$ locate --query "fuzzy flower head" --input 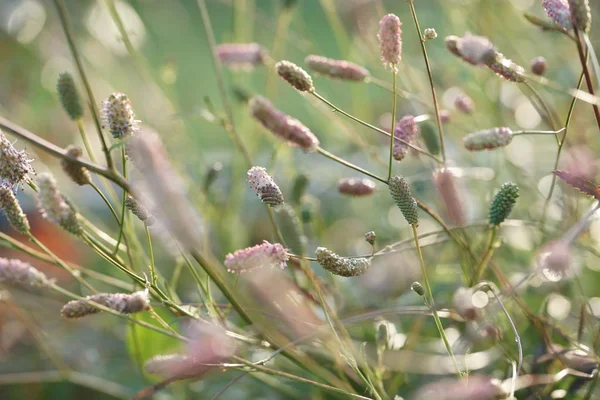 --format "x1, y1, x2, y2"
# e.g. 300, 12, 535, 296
247, 166, 284, 207
392, 115, 419, 161
338, 177, 376, 197
101, 92, 140, 139
433, 168, 466, 226
0, 186, 30, 234
378, 14, 402, 72
216, 43, 266, 70
543, 0, 573, 29
36, 172, 82, 236
463, 127, 513, 151
250, 96, 319, 152
536, 239, 573, 282
0, 258, 49, 288
61, 146, 91, 186
454, 93, 475, 114
224, 241, 288, 273
486, 51, 526, 82
389, 176, 419, 225
57, 72, 84, 120
455, 33, 495, 66
125, 195, 155, 226
61, 290, 150, 319
413, 375, 505, 400
0, 130, 34, 187
275, 61, 314, 92
304, 55, 370, 82
315, 247, 371, 277
567, 0, 591, 32
489, 182, 519, 225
